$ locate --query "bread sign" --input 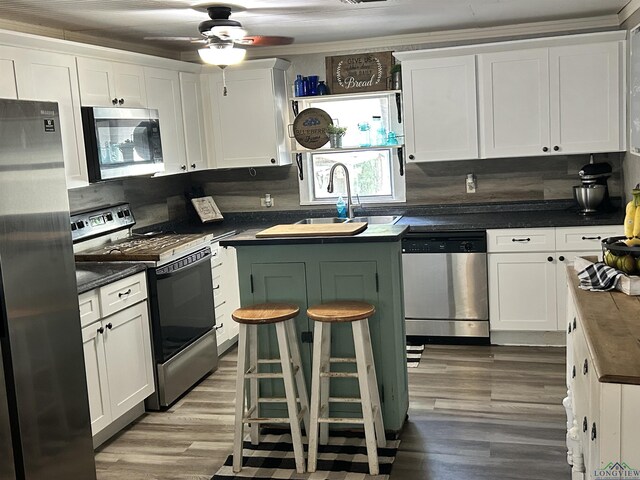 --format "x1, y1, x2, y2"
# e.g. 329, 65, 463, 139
325, 51, 393, 94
